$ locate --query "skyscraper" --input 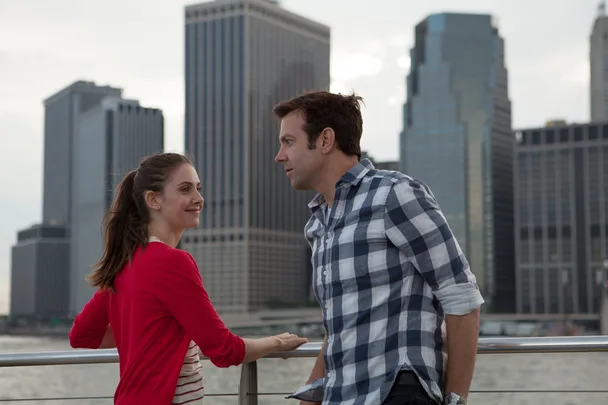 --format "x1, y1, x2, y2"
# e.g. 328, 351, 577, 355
590, 2, 608, 121
70, 97, 164, 314
10, 224, 69, 319
10, 81, 122, 321
42, 81, 122, 225
182, 0, 330, 313
400, 13, 514, 312
515, 122, 608, 314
